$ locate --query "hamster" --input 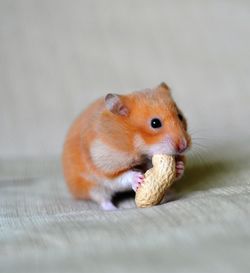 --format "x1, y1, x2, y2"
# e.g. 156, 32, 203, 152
62, 83, 191, 210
